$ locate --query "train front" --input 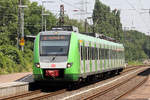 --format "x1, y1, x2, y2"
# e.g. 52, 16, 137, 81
33, 31, 72, 82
